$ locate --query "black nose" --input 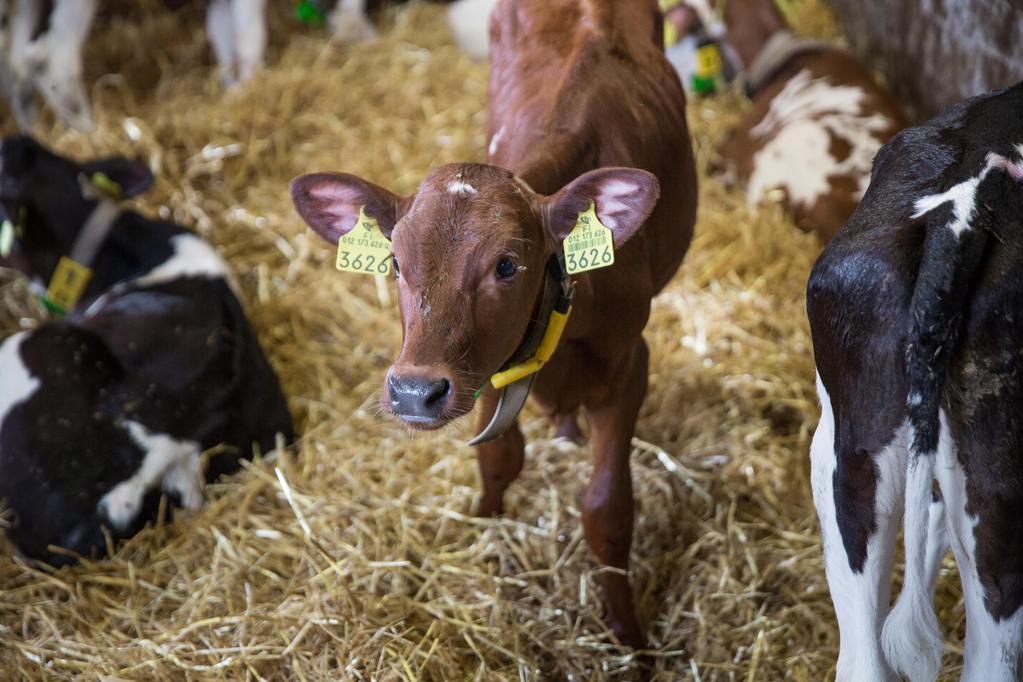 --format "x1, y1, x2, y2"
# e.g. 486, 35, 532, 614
388, 374, 452, 422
